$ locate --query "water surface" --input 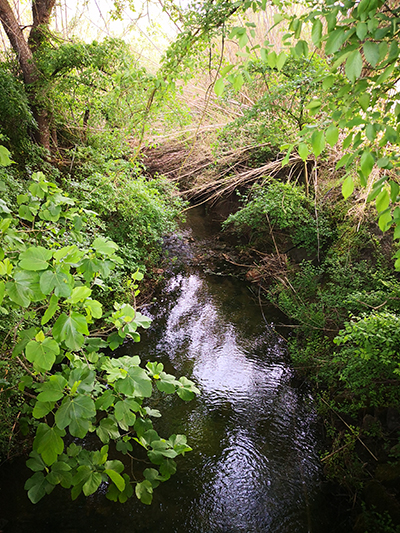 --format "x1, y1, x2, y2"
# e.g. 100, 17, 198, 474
0, 206, 348, 532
